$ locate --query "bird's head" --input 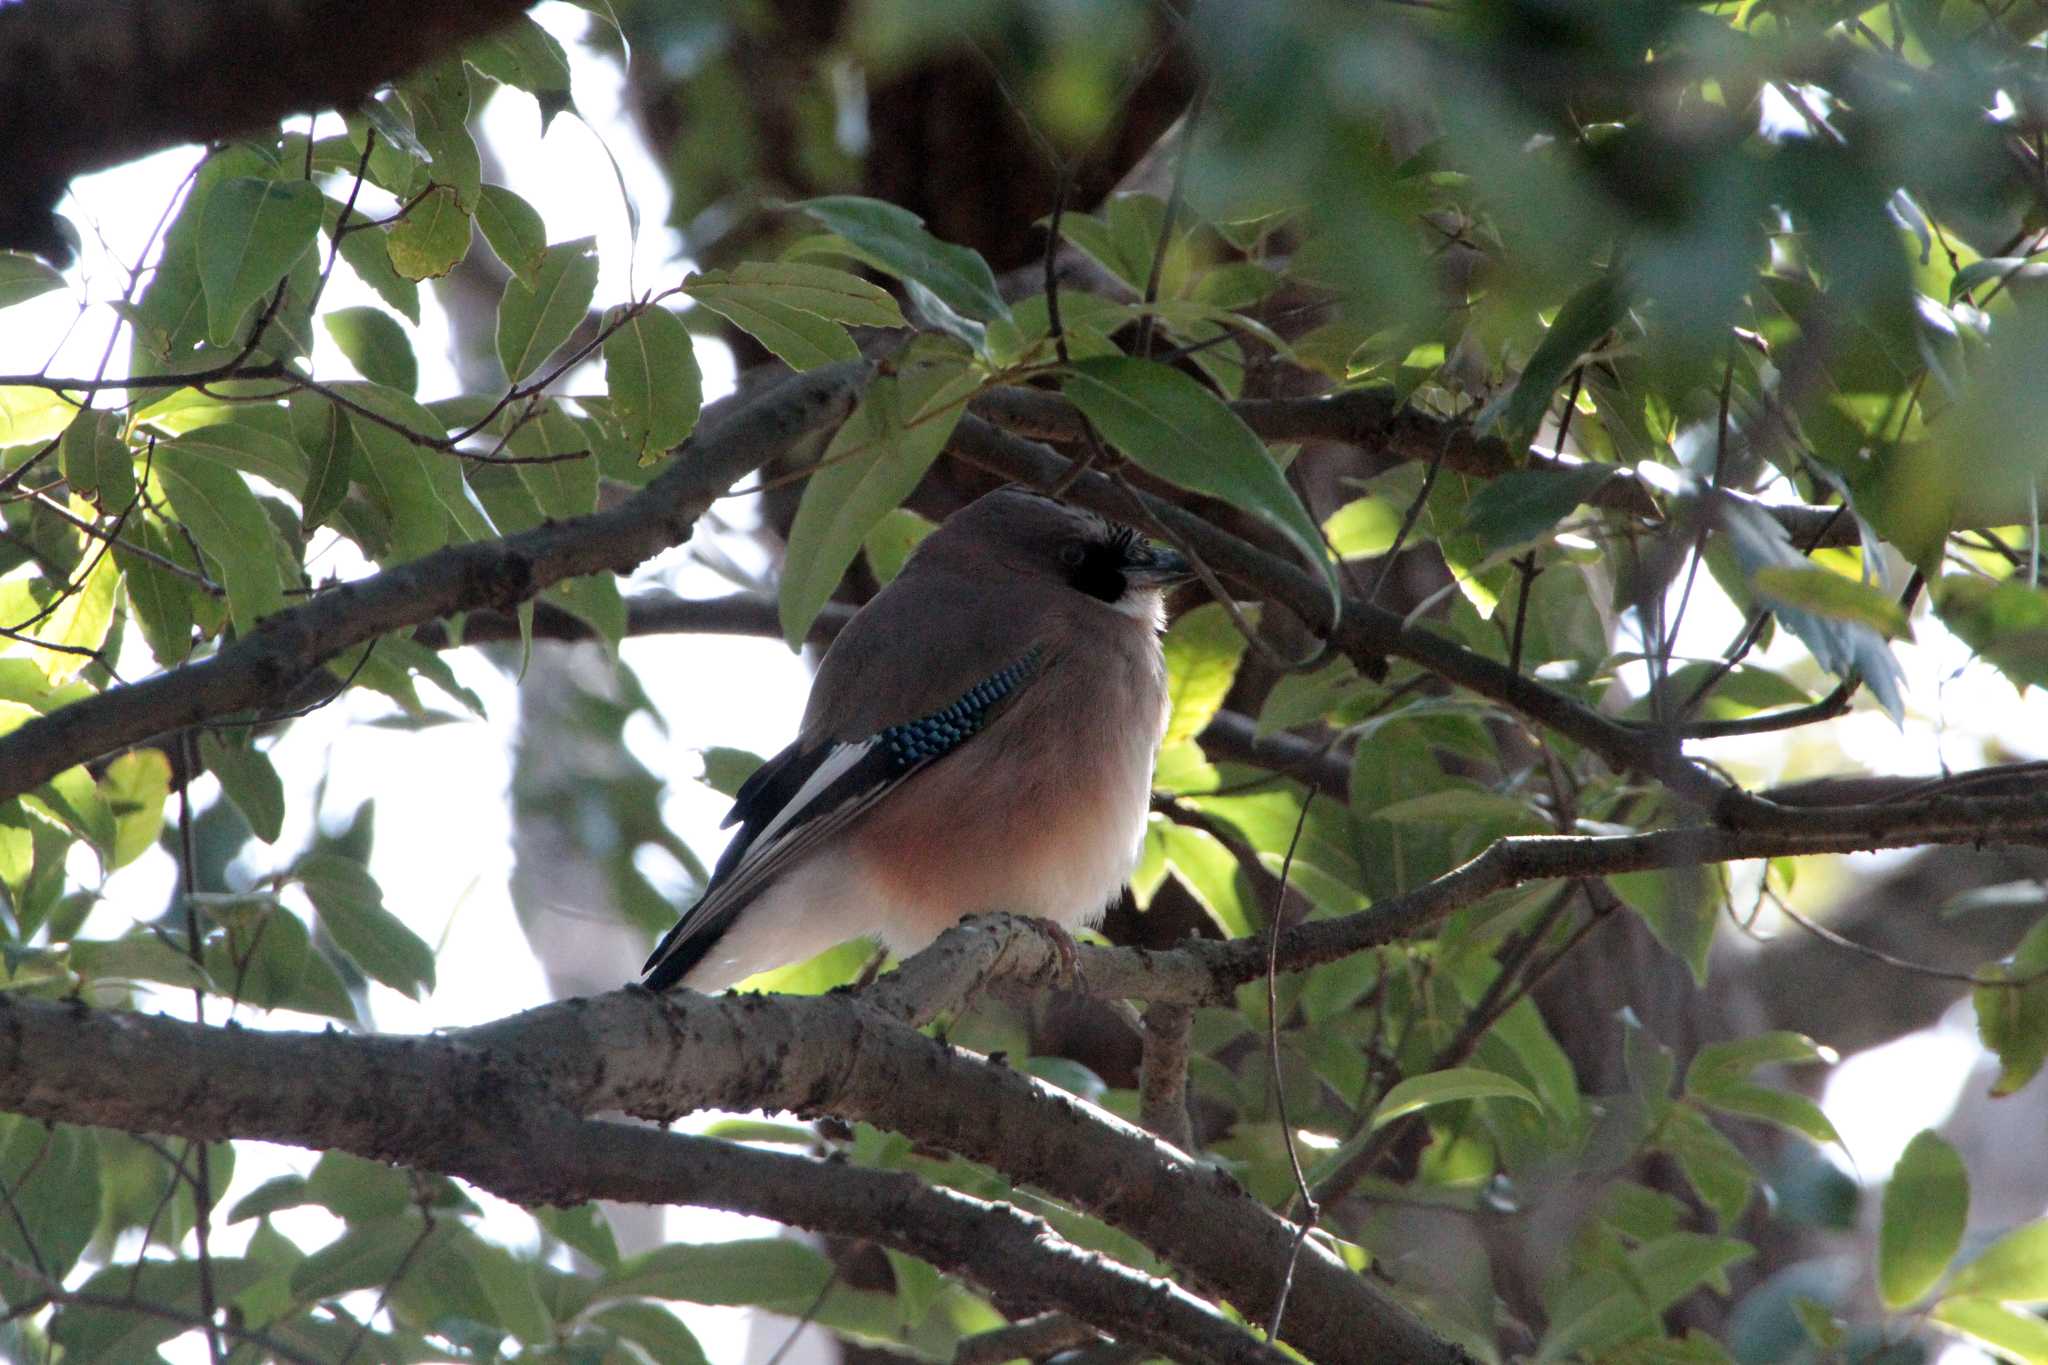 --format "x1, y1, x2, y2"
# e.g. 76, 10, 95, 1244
910, 486, 1194, 619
